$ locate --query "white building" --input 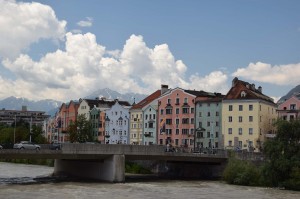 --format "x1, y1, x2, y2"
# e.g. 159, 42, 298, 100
104, 100, 131, 144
